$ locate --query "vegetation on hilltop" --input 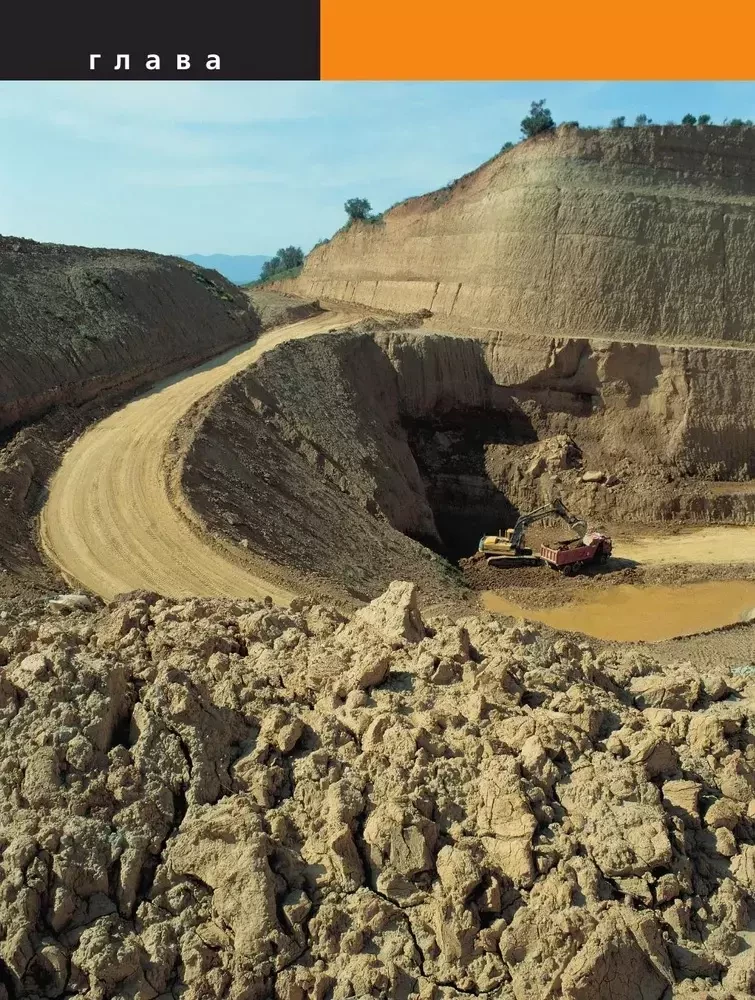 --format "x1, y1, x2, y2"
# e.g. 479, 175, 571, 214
253, 100, 755, 285
248, 246, 304, 286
